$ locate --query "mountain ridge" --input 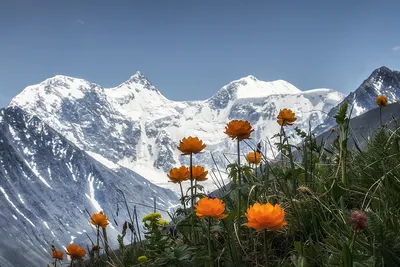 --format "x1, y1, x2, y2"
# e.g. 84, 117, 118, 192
9, 72, 345, 190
